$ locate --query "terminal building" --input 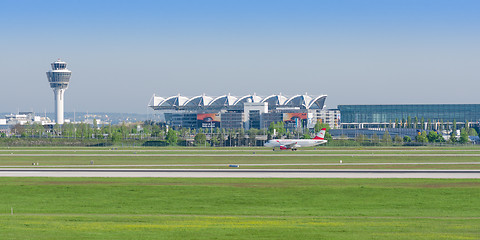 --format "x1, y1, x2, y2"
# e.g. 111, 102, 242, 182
148, 94, 339, 130
338, 104, 480, 129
